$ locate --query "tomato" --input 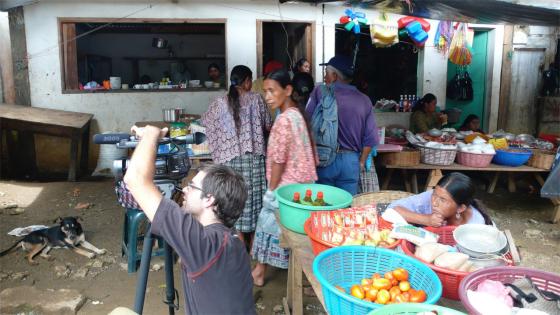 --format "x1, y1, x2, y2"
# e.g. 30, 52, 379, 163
350, 285, 365, 300
393, 268, 409, 282
410, 289, 427, 303
399, 280, 411, 292
375, 289, 391, 304
394, 293, 409, 304
389, 286, 401, 301
362, 284, 372, 292
384, 272, 398, 286
335, 285, 346, 293
372, 278, 392, 291
371, 273, 381, 279
365, 288, 378, 301
361, 278, 372, 286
